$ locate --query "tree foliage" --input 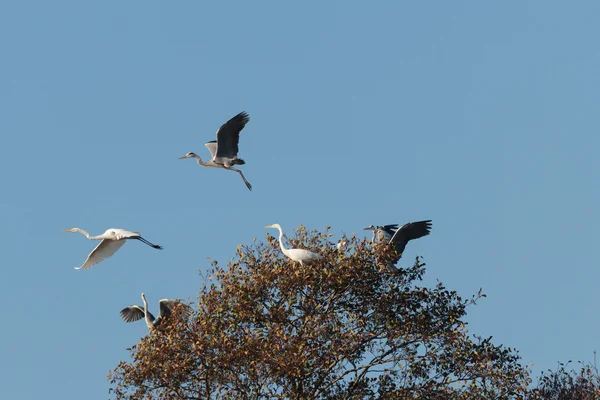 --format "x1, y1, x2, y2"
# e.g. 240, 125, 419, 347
109, 226, 532, 399
526, 359, 600, 400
